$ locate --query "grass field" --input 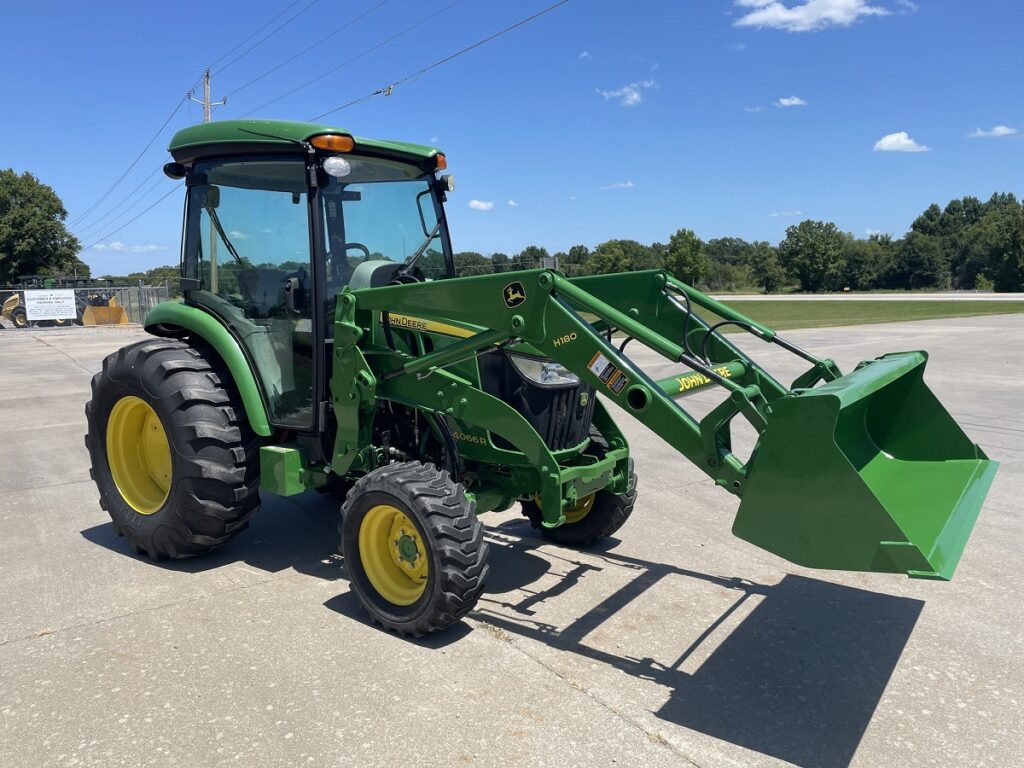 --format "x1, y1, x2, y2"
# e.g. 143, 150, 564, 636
711, 300, 1024, 332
